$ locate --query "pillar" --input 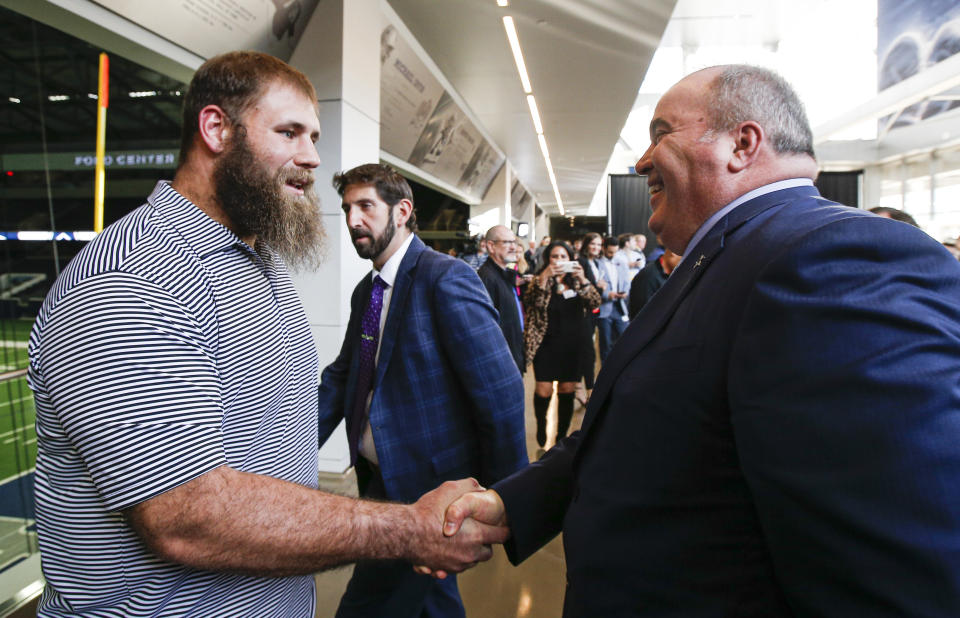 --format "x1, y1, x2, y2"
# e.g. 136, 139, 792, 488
288, 0, 381, 473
